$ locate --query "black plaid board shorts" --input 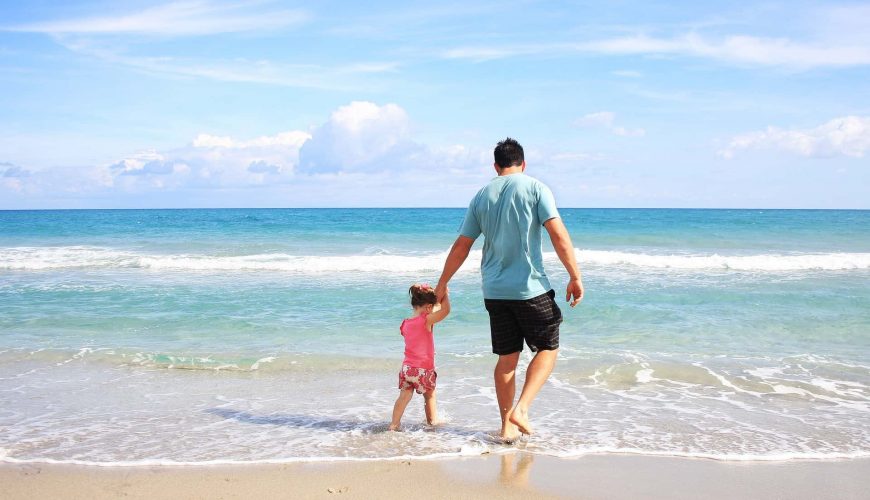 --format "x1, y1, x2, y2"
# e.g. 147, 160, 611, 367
484, 289, 563, 355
